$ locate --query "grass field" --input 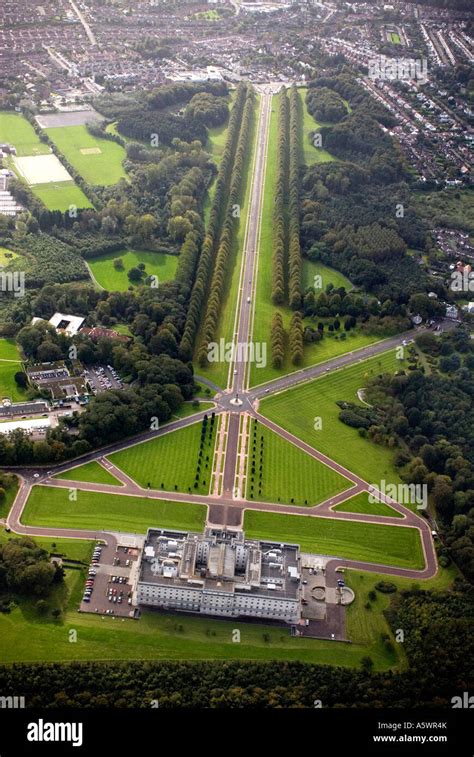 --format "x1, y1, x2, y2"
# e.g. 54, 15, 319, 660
0, 337, 21, 361
0, 112, 50, 156
45, 125, 127, 185
54, 461, 123, 486
244, 510, 424, 569
298, 88, 336, 165
333, 492, 404, 518
21, 486, 207, 533
108, 419, 217, 495
0, 338, 26, 402
197, 93, 260, 387
245, 419, 350, 506
390, 32, 401, 44
0, 476, 19, 520
249, 94, 375, 387
302, 260, 353, 292
260, 351, 404, 486
195, 9, 220, 19
88, 249, 178, 291
31, 180, 92, 212
0, 247, 18, 267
